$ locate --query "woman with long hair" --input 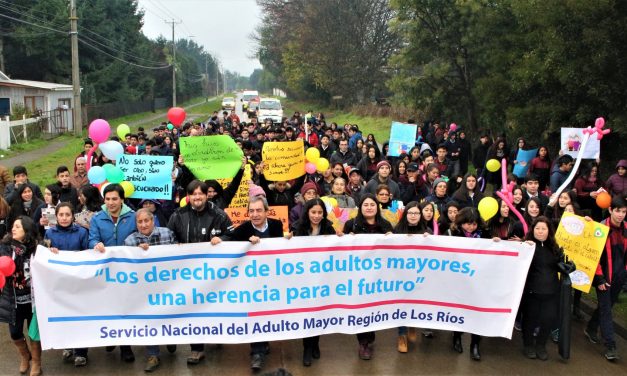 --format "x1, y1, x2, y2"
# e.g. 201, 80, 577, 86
342, 194, 393, 360
44, 203, 90, 366
544, 190, 577, 227
393, 159, 408, 183
574, 162, 604, 220
486, 137, 509, 189
290, 198, 337, 366
419, 201, 435, 232
74, 185, 103, 230
394, 201, 431, 353
451, 173, 485, 209
0, 195, 12, 239
0, 216, 42, 375
8, 184, 44, 229
448, 207, 500, 361
511, 197, 543, 240
488, 198, 519, 240
527, 146, 551, 191
521, 217, 564, 361
33, 184, 61, 238
356, 145, 381, 182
